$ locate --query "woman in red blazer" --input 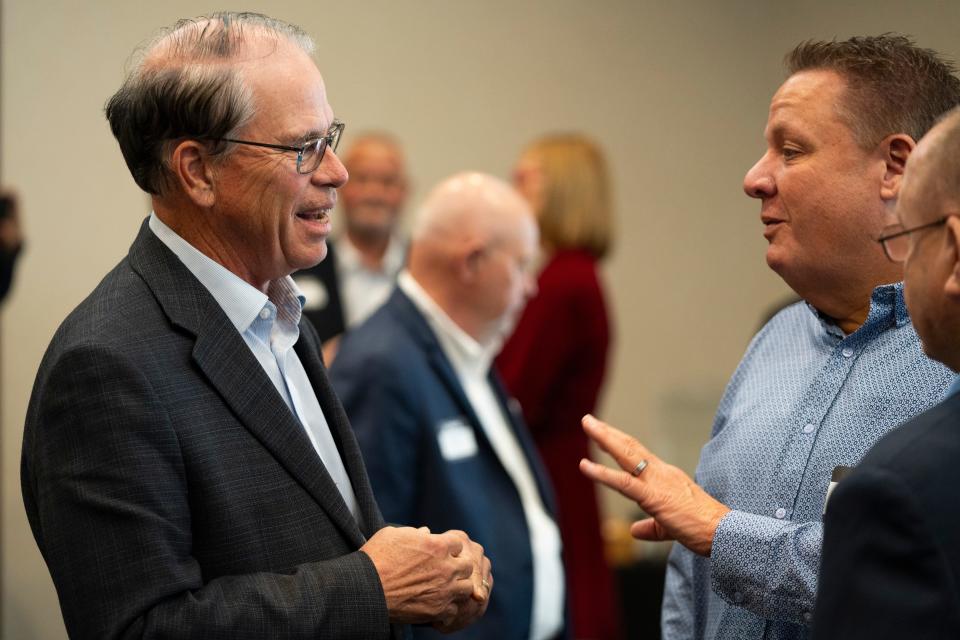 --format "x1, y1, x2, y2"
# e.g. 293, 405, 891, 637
498, 134, 620, 640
